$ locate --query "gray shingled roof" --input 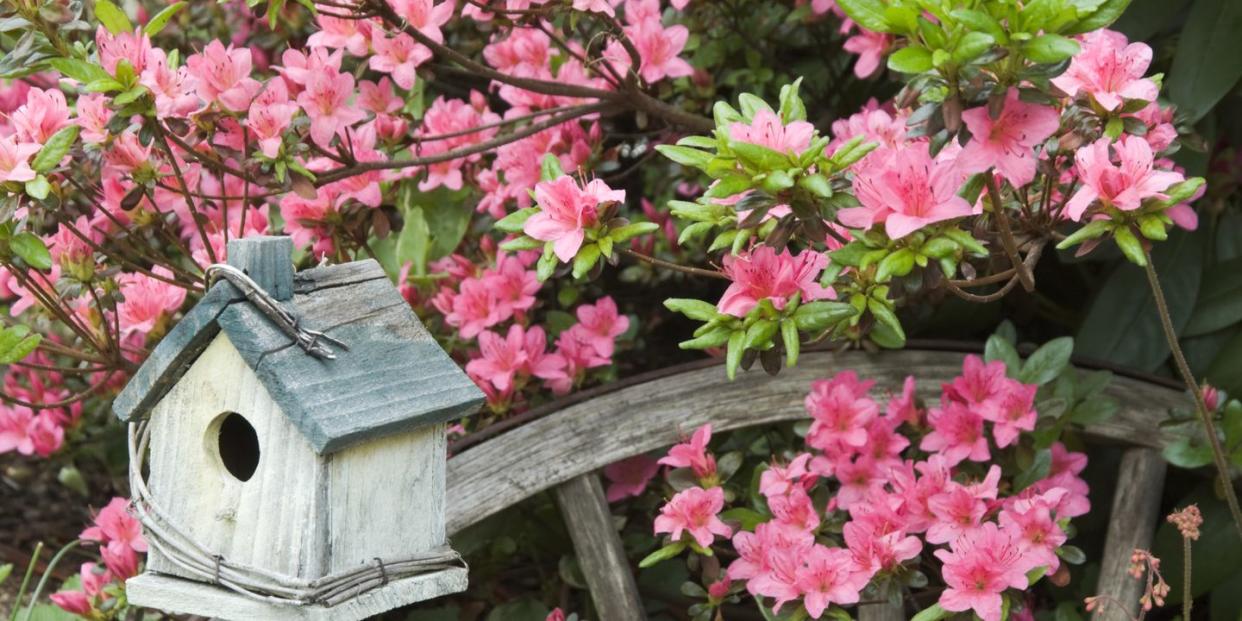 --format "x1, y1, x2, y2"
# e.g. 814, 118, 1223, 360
113, 252, 484, 455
